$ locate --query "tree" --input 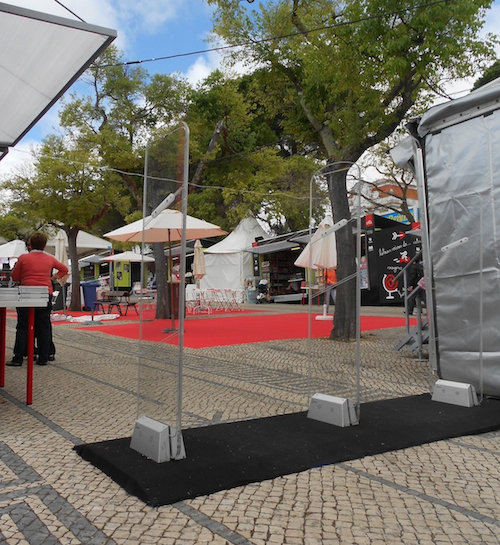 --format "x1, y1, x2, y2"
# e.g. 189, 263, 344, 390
185, 70, 326, 233
355, 134, 419, 224
473, 58, 500, 89
2, 135, 126, 310
0, 212, 33, 242
208, 0, 496, 339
